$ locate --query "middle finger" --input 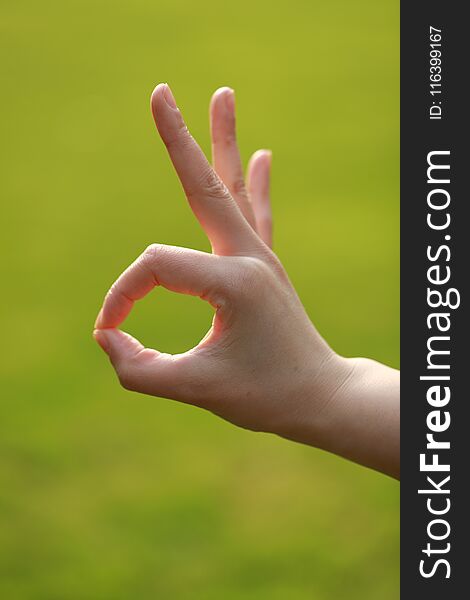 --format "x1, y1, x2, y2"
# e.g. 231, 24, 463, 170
210, 87, 257, 230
